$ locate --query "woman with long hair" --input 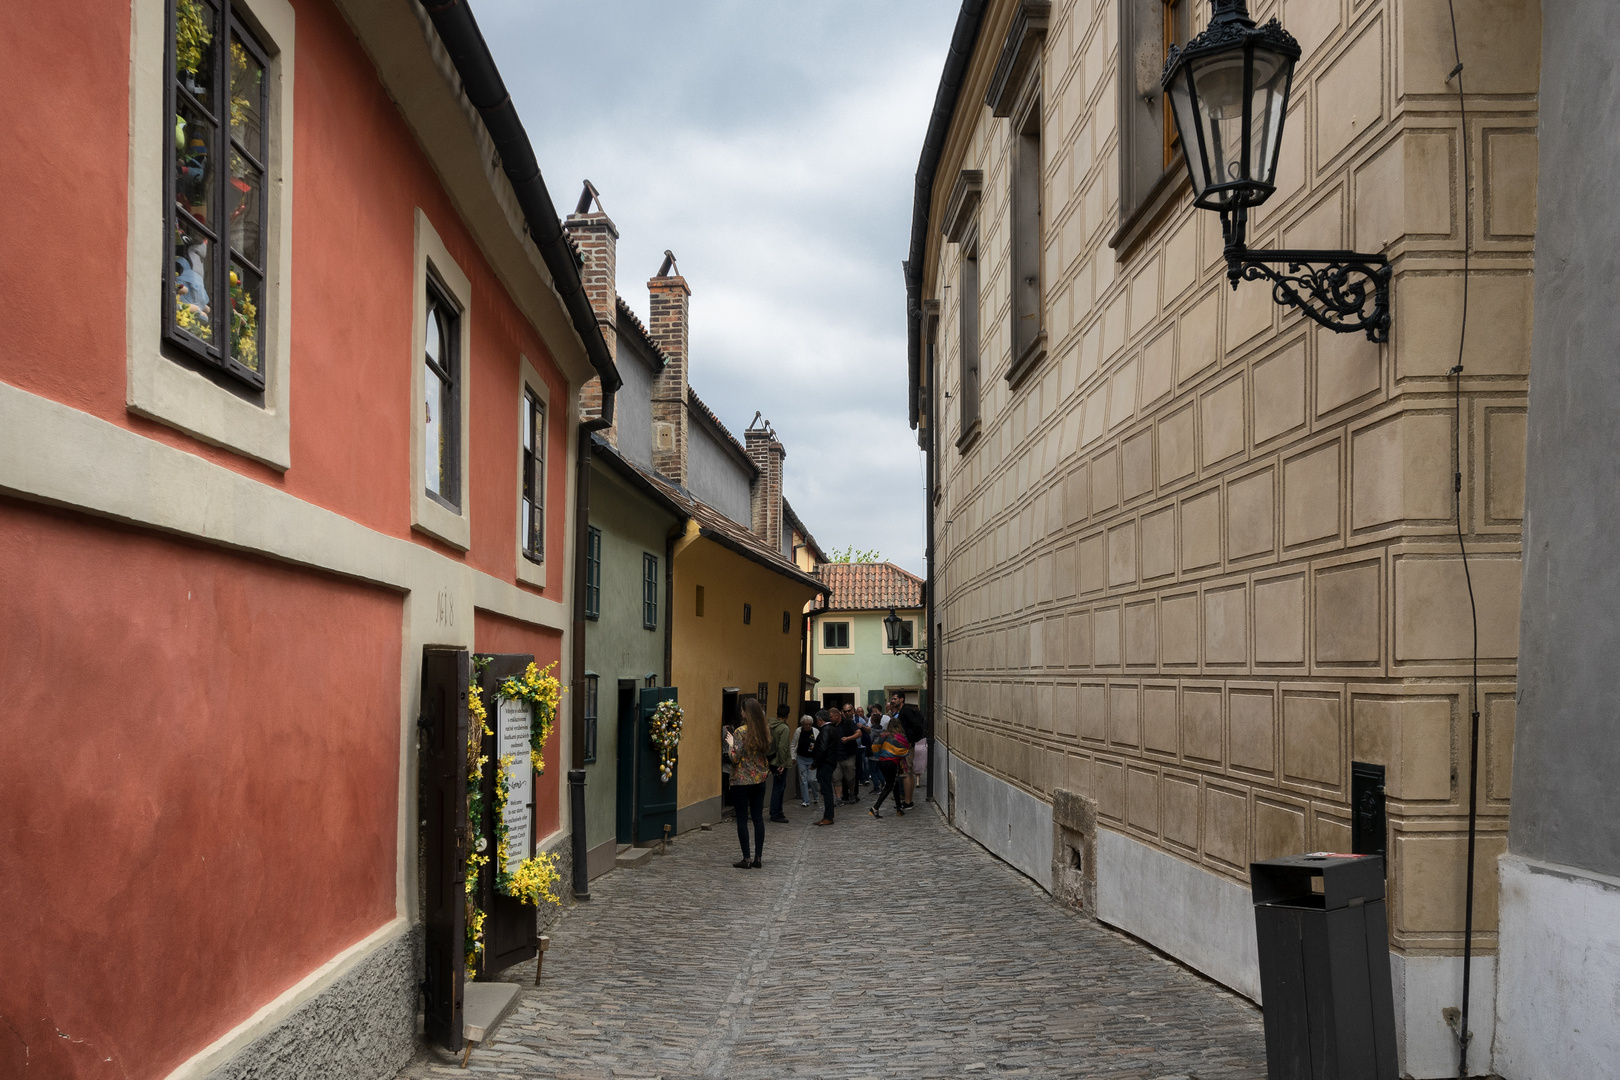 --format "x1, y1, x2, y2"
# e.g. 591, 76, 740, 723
729, 697, 772, 868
